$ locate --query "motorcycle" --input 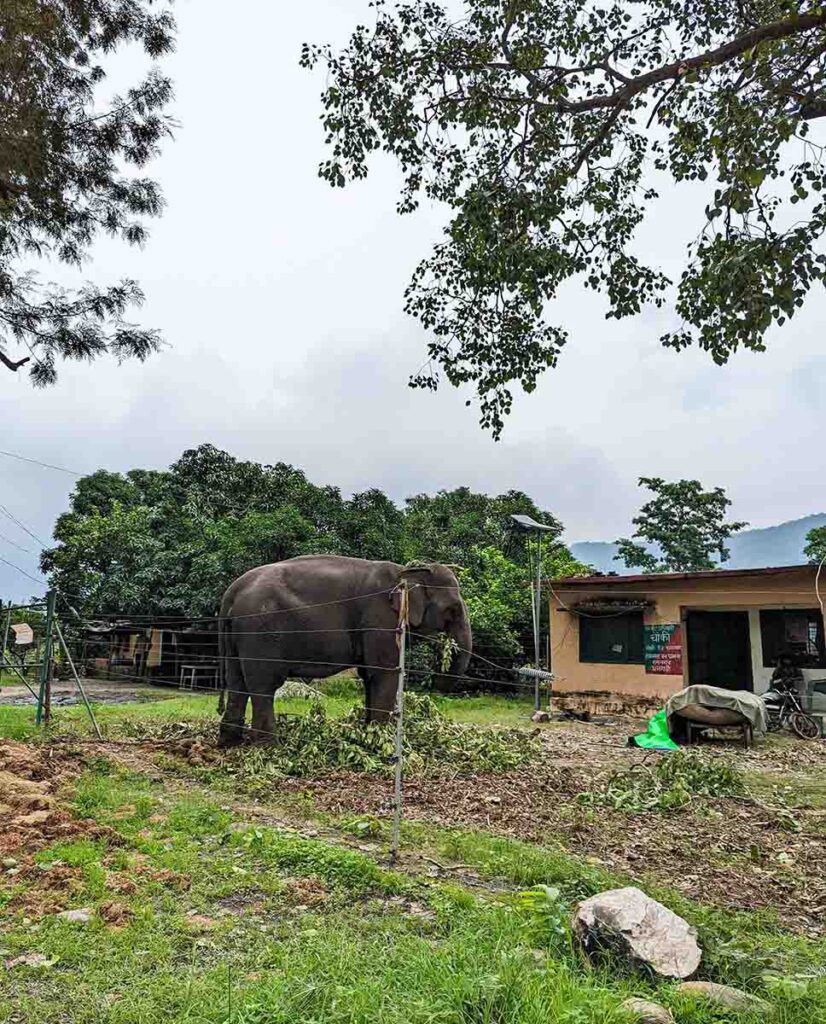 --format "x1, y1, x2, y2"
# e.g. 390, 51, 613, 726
762, 681, 820, 740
